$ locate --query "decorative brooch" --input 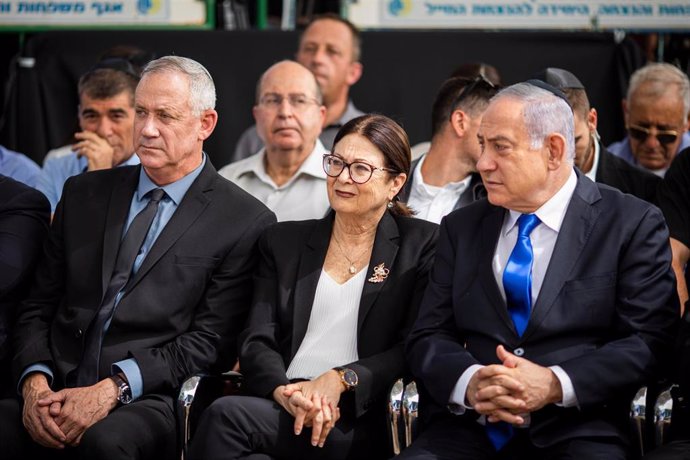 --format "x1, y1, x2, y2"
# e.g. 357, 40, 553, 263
368, 263, 390, 283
